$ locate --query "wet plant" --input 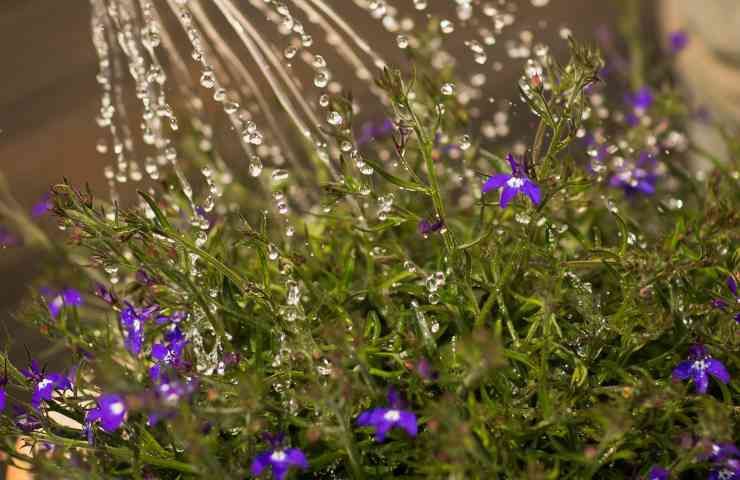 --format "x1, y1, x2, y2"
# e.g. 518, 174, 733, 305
0, 1, 738, 479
